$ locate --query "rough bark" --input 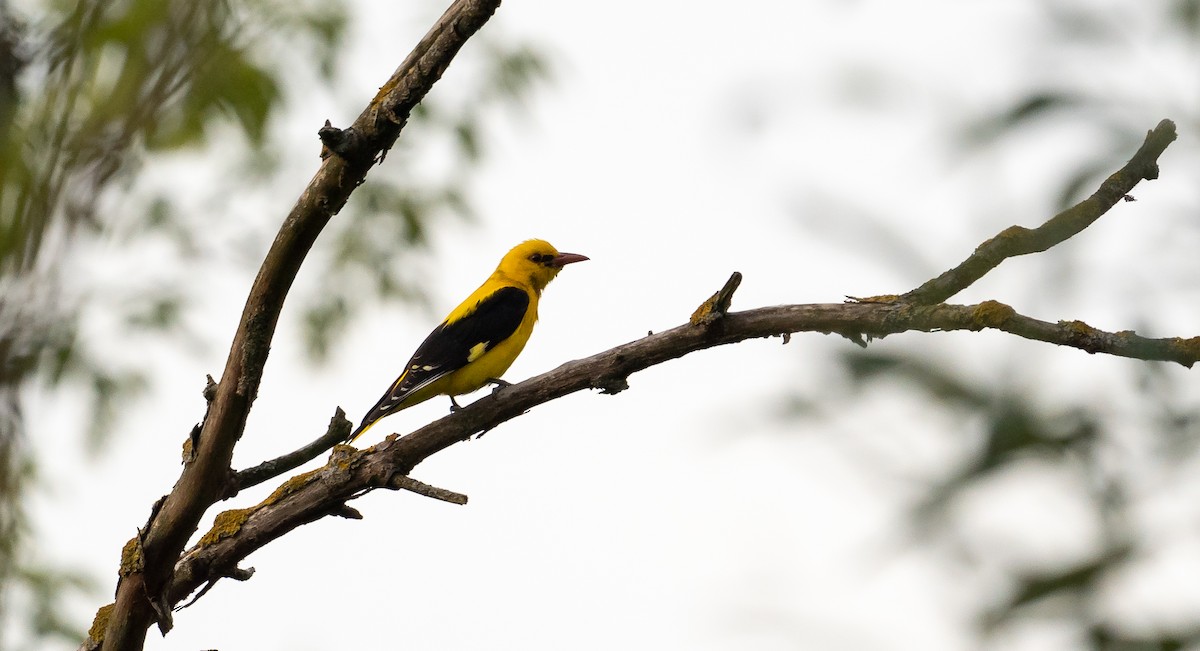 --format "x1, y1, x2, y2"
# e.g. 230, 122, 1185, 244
77, 1, 1189, 645
94, 1, 504, 649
